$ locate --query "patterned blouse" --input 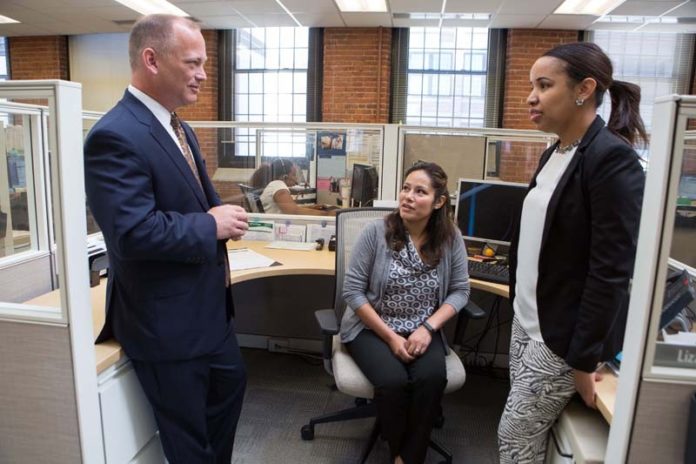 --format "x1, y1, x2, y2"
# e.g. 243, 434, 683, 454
380, 237, 439, 334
